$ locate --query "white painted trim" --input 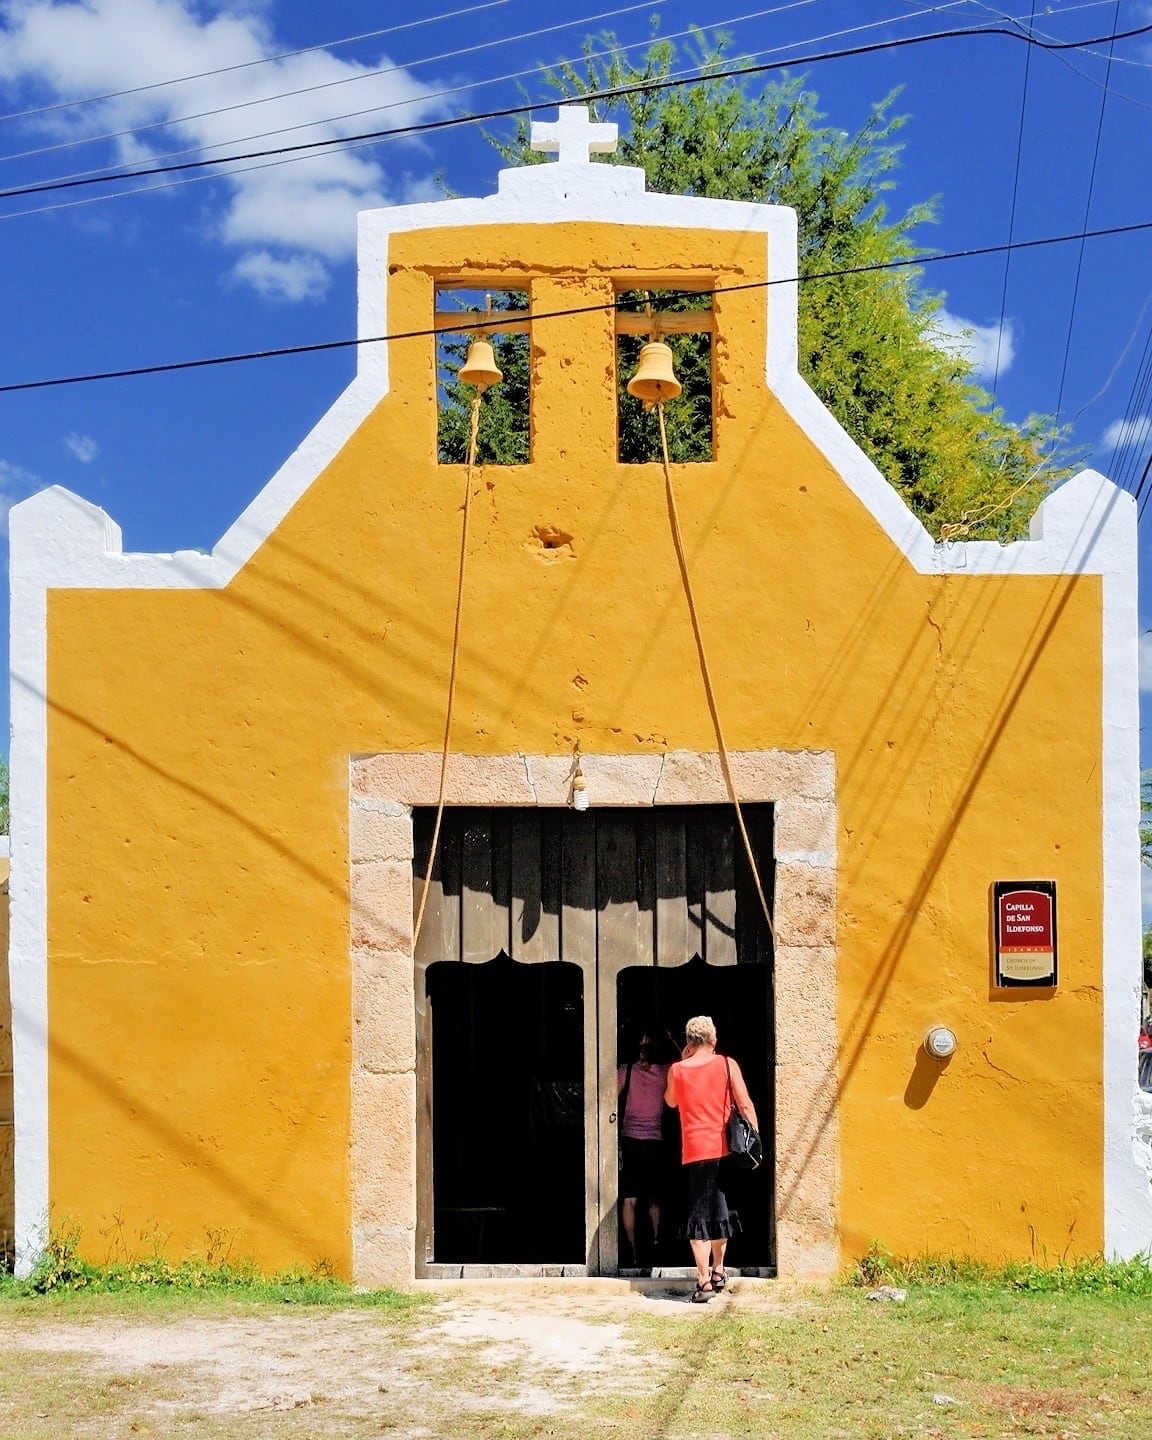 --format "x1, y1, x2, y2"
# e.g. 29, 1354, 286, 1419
1097, 500, 1149, 1257
8, 140, 1147, 1271
8, 546, 46, 1277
